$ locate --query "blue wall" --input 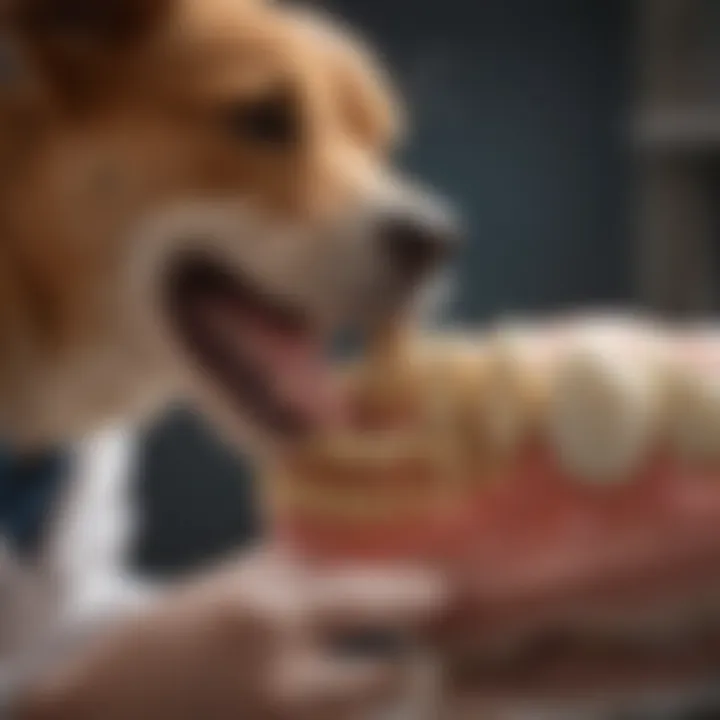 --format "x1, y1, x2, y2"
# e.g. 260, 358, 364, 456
136, 0, 632, 574
331, 0, 632, 318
